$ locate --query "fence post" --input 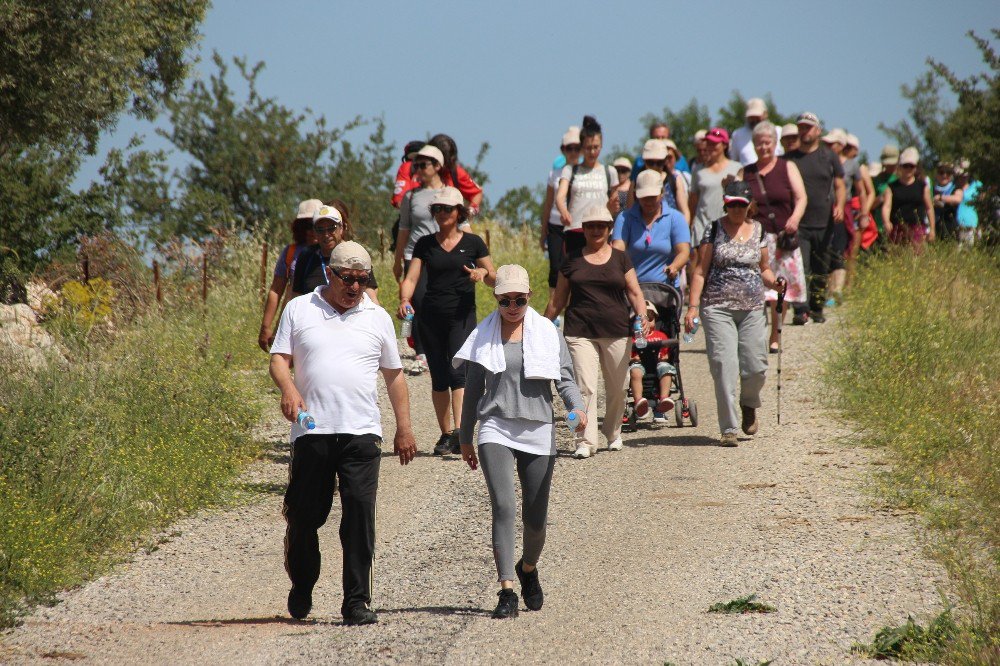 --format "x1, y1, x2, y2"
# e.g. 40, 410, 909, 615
378, 230, 385, 259
153, 260, 162, 304
260, 241, 268, 298
201, 253, 208, 306
485, 229, 491, 251
82, 256, 90, 284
